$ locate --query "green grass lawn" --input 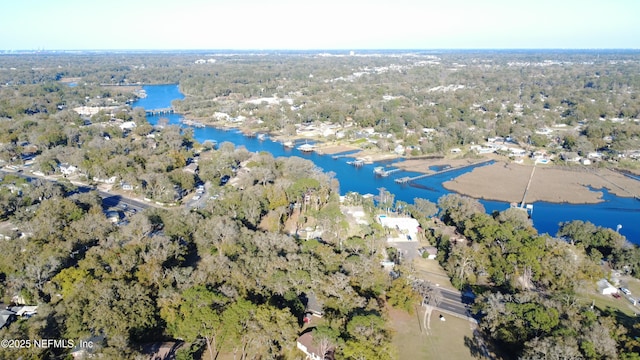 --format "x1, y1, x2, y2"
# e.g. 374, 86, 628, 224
389, 306, 482, 360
